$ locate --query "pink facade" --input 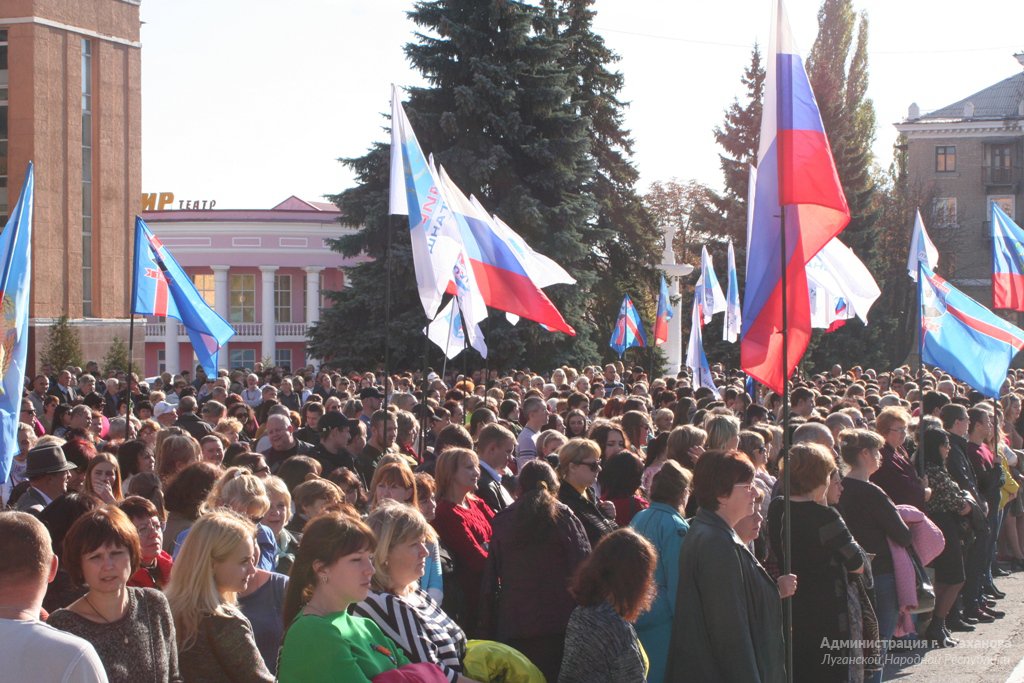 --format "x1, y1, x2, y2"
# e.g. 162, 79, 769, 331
139, 197, 365, 375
